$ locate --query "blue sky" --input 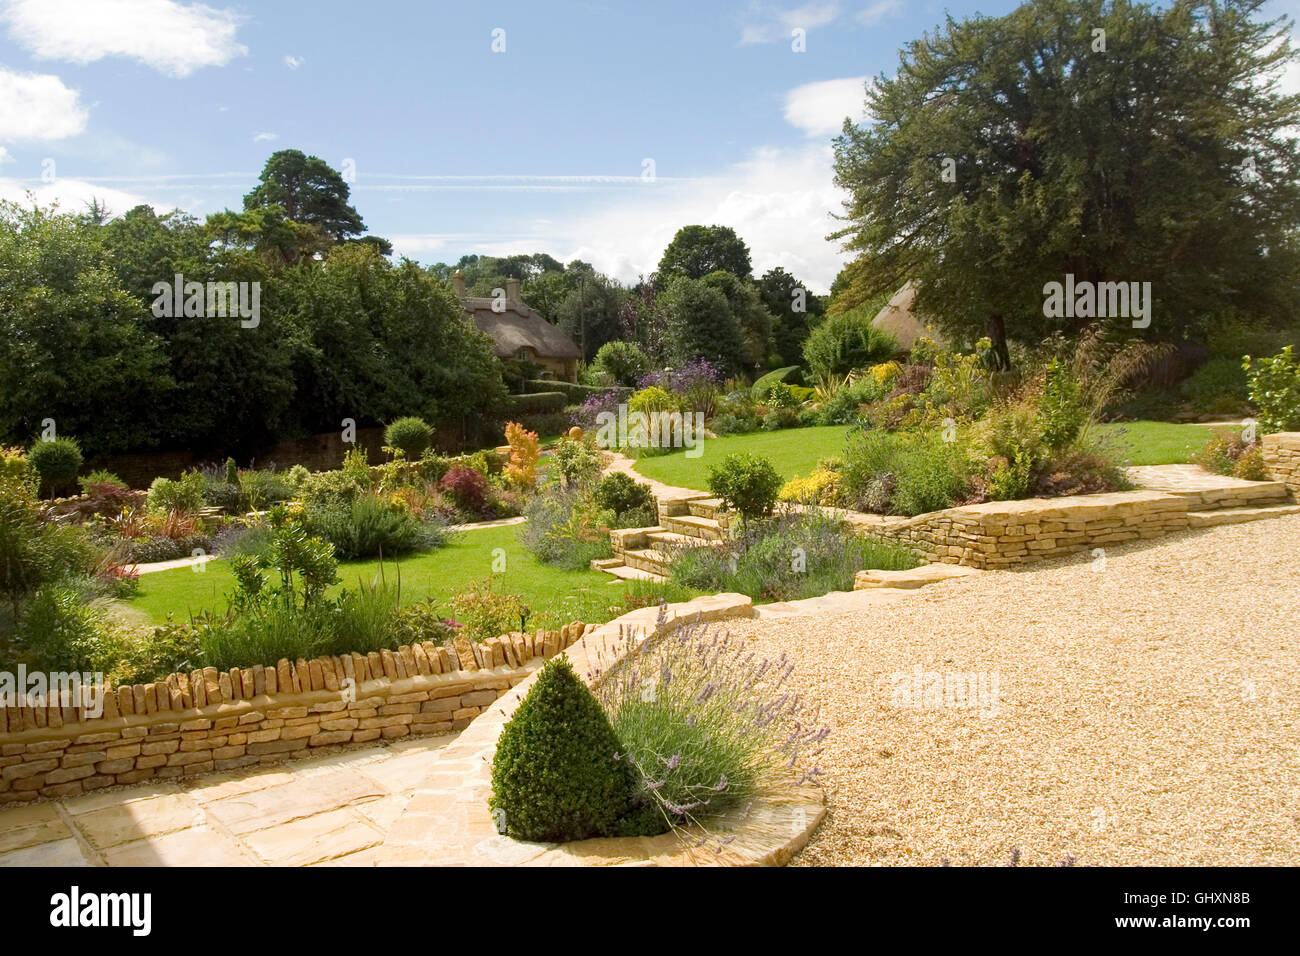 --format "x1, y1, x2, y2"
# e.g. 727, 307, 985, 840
1, 0, 1298, 291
